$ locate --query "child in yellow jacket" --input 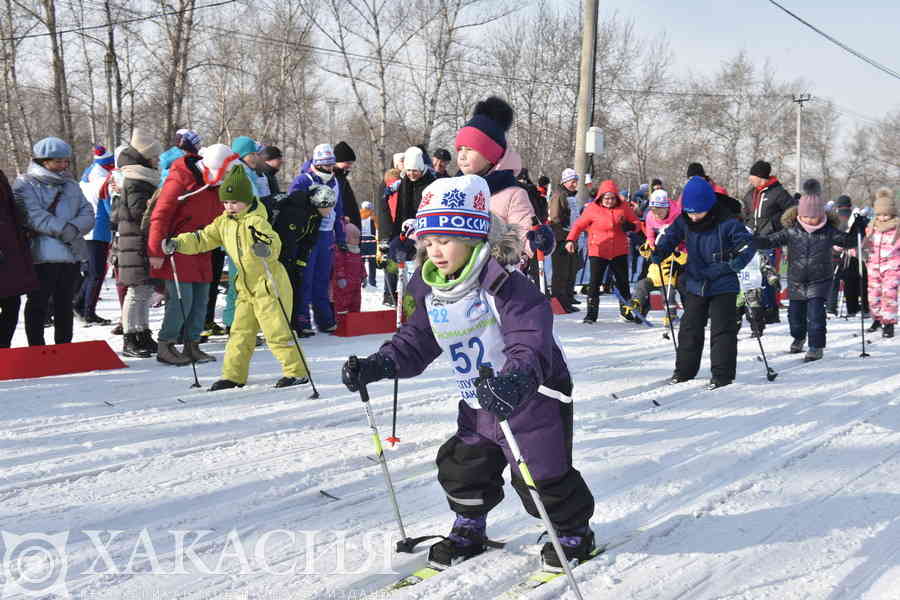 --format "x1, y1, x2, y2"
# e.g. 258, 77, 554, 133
162, 164, 309, 390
